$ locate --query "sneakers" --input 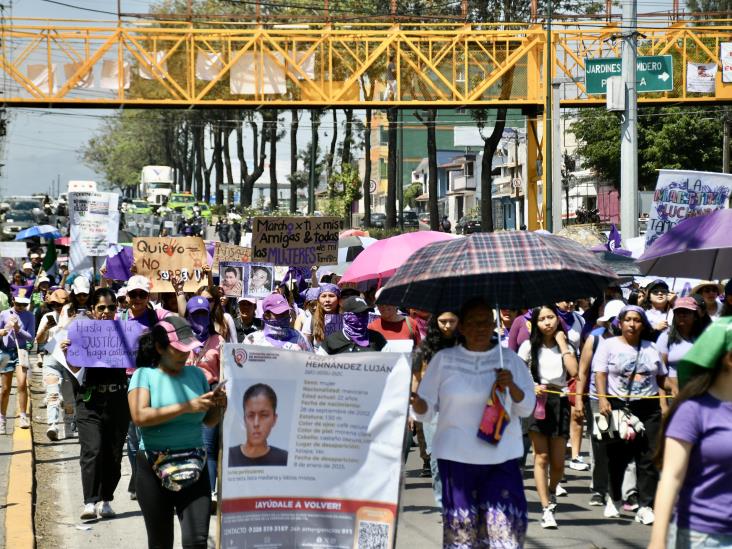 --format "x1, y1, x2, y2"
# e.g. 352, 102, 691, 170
603, 498, 621, 518
635, 506, 655, 525
18, 415, 30, 429
46, 424, 59, 441
0, 419, 6, 435
589, 493, 605, 506
96, 501, 115, 518
568, 457, 590, 471
555, 483, 568, 497
623, 492, 640, 511
548, 494, 557, 511
80, 503, 98, 521
129, 491, 137, 501
540, 506, 558, 529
